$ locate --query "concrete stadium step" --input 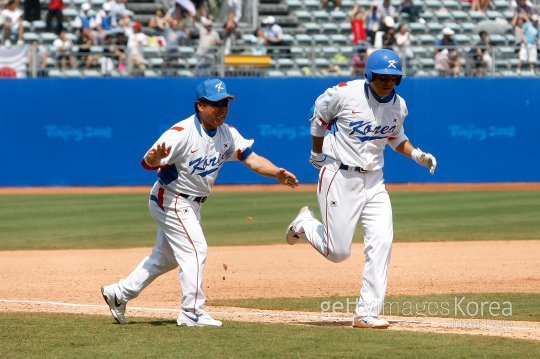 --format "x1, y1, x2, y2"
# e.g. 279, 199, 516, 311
127, 3, 162, 14
259, 4, 290, 16
273, 16, 300, 28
